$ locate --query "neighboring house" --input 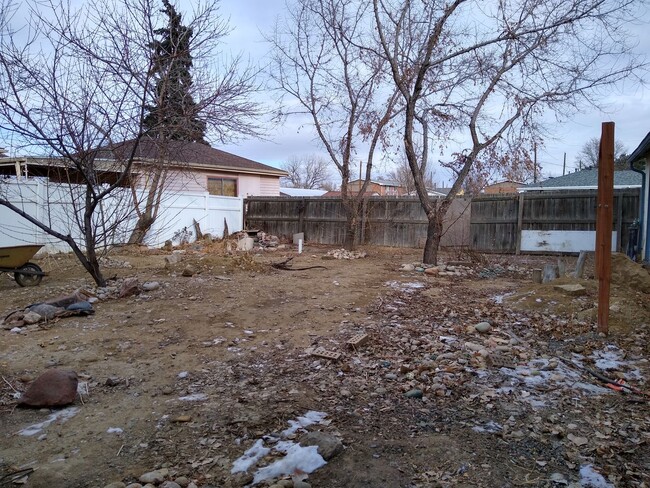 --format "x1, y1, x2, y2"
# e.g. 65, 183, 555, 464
100, 139, 287, 197
628, 132, 650, 262
0, 139, 287, 197
279, 187, 328, 197
483, 180, 523, 194
520, 168, 642, 192
0, 140, 287, 248
348, 179, 405, 196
